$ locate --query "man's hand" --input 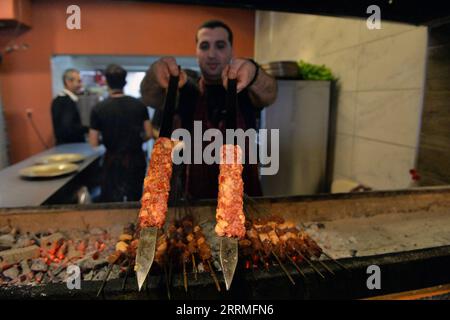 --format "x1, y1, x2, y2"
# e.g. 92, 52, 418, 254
221, 58, 257, 92
141, 56, 188, 109
151, 56, 188, 89
221, 58, 277, 108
